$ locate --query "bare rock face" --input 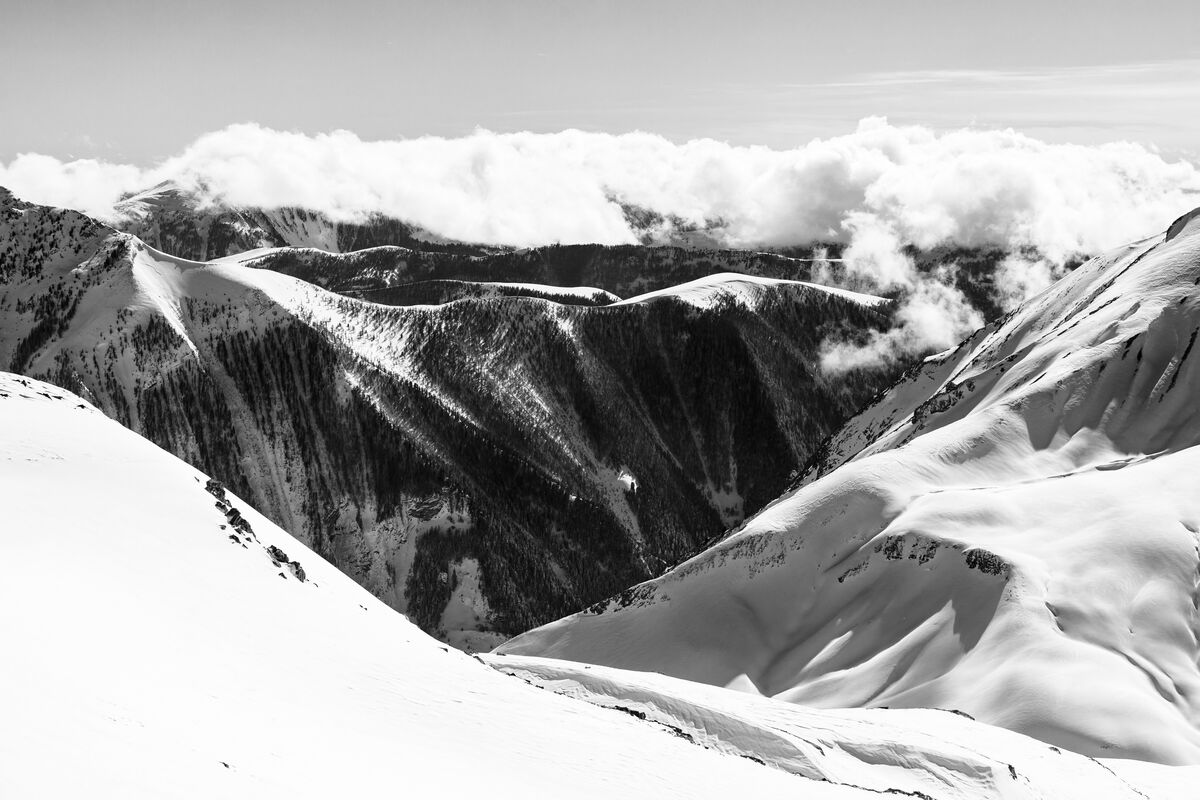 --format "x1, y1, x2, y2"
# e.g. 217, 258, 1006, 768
267, 545, 305, 582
